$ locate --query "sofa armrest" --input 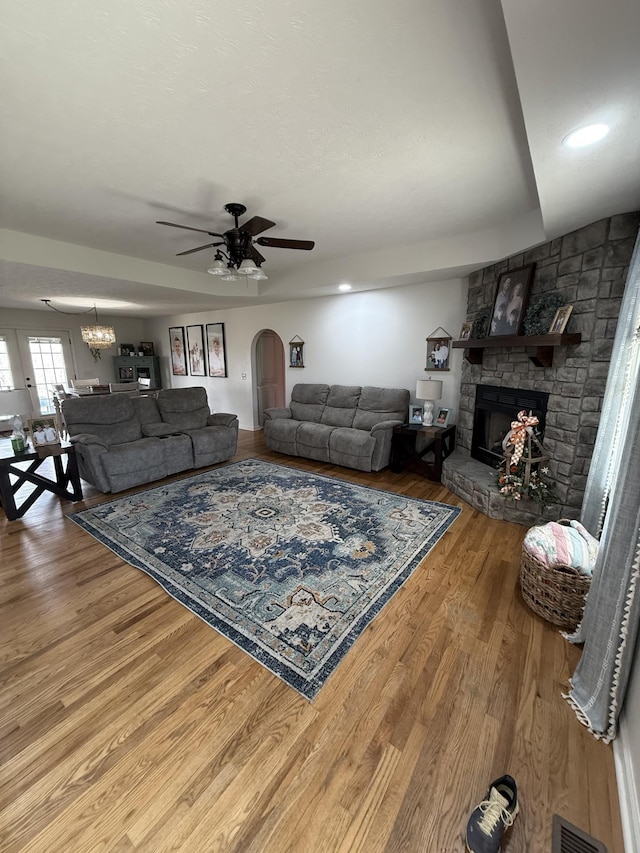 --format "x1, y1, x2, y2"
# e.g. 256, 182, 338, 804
142, 423, 183, 437
69, 432, 109, 447
207, 413, 239, 427
263, 407, 292, 421
370, 419, 404, 434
